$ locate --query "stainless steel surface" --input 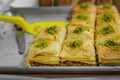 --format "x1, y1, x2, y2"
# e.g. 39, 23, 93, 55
0, 74, 120, 80
10, 7, 72, 23
0, 7, 120, 73
0, 74, 47, 80
0, 0, 14, 14
0, 66, 120, 73
16, 29, 26, 54
0, 11, 24, 67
